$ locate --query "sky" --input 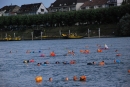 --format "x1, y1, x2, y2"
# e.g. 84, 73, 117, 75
0, 0, 56, 8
